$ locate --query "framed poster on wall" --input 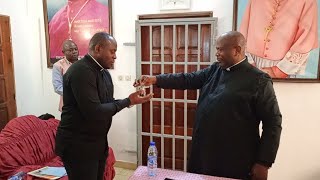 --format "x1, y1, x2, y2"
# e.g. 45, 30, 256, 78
233, 0, 320, 82
43, 0, 112, 67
